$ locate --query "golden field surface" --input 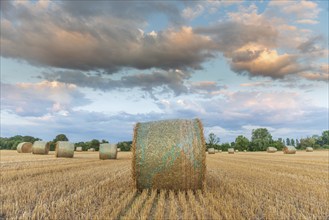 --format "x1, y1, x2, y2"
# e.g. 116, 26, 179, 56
1, 150, 328, 219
